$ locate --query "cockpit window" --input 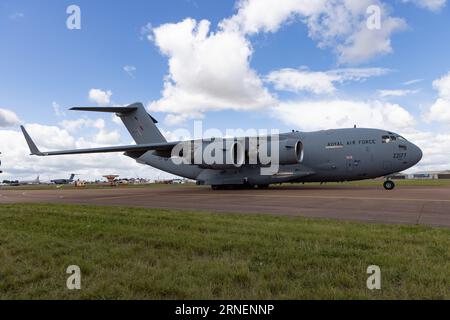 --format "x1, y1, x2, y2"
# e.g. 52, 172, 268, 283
382, 135, 405, 143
